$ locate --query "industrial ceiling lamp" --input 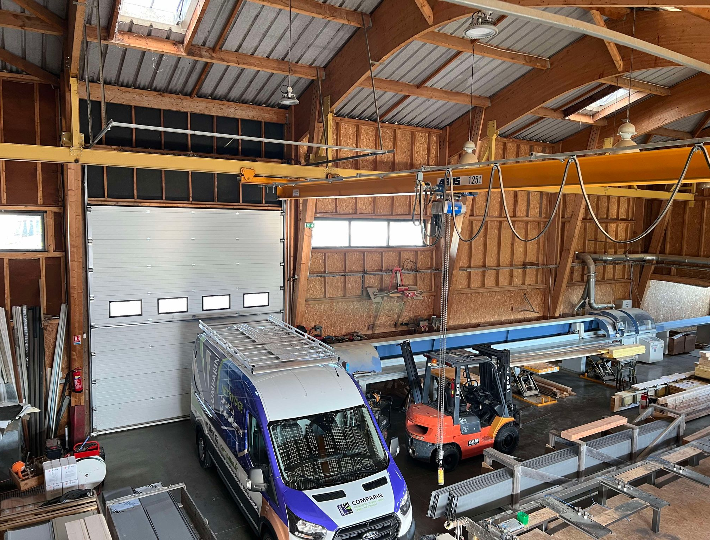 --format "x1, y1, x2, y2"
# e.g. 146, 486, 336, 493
613, 8, 638, 153
464, 11, 498, 40
279, 0, 299, 106
459, 43, 478, 164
